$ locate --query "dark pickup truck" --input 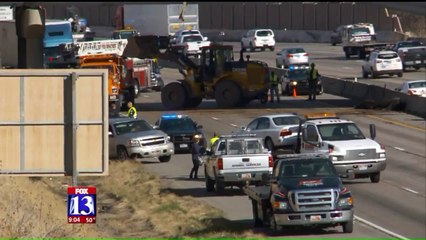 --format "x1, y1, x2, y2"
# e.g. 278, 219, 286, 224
392, 41, 426, 71
244, 153, 354, 233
